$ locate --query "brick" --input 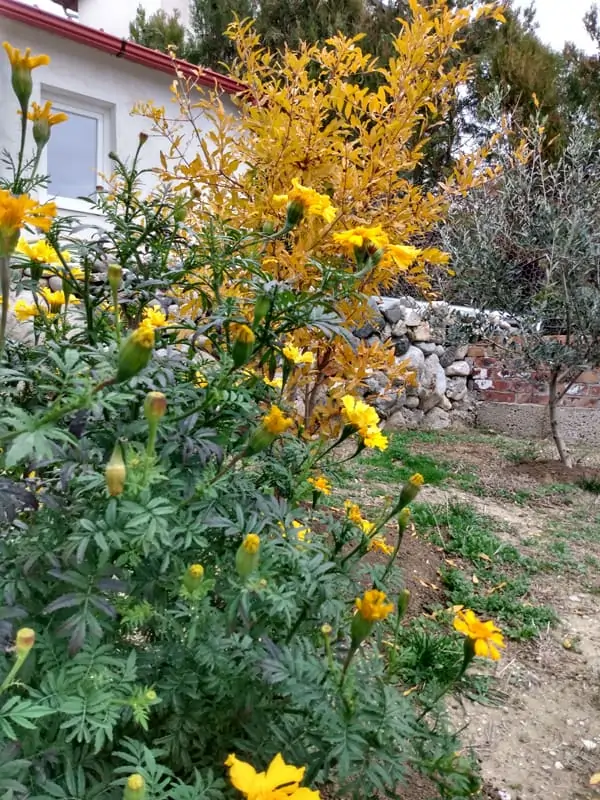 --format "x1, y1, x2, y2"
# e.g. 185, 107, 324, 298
577, 370, 600, 384
514, 391, 535, 403
482, 391, 516, 403
466, 345, 486, 358
587, 385, 600, 397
